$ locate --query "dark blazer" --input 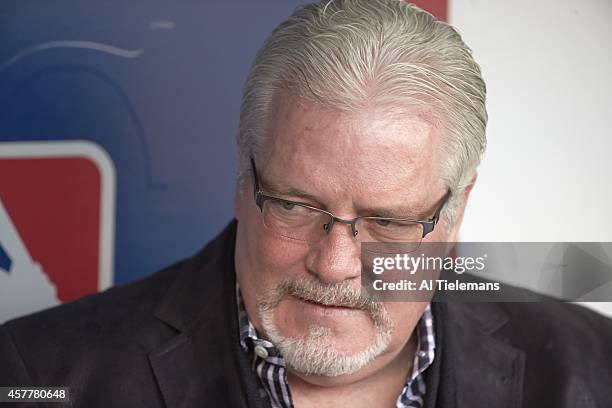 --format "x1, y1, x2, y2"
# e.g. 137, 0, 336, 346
1, 221, 612, 408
